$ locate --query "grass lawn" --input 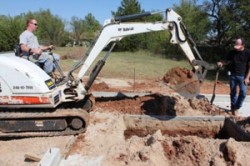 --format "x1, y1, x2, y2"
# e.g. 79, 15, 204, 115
55, 47, 191, 80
